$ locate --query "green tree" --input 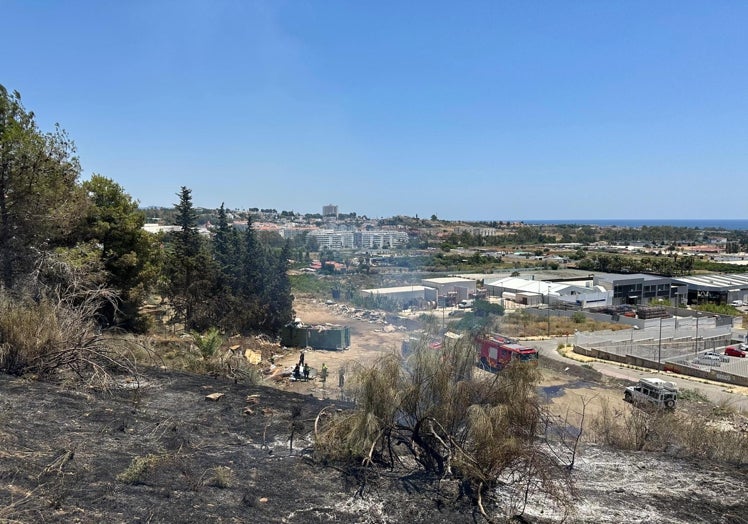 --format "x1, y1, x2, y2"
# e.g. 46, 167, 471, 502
162, 187, 217, 330
0, 85, 87, 289
263, 240, 294, 333
80, 175, 159, 331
